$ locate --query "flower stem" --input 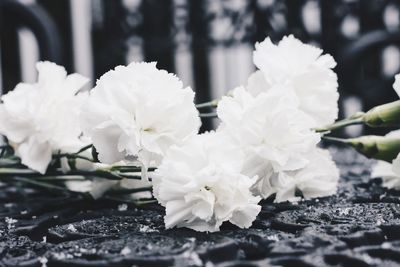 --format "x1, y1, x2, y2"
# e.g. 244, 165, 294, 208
199, 112, 218, 118
55, 153, 94, 162
0, 168, 126, 180
321, 136, 350, 144
109, 165, 154, 172
103, 195, 157, 205
107, 186, 152, 195
12, 176, 86, 196
75, 144, 93, 154
323, 135, 400, 162
315, 114, 364, 133
196, 99, 219, 109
